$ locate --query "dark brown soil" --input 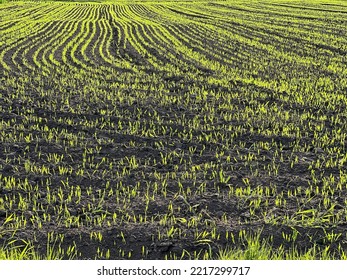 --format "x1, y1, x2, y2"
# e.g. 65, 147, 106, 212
1, 2, 347, 260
